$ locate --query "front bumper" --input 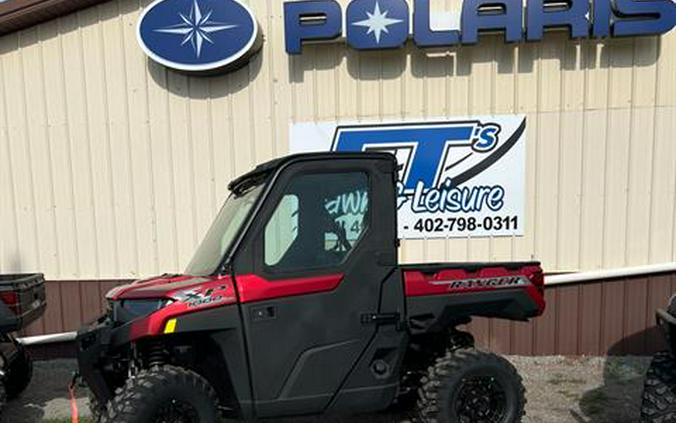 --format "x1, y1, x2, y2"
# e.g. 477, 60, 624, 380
76, 315, 123, 402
